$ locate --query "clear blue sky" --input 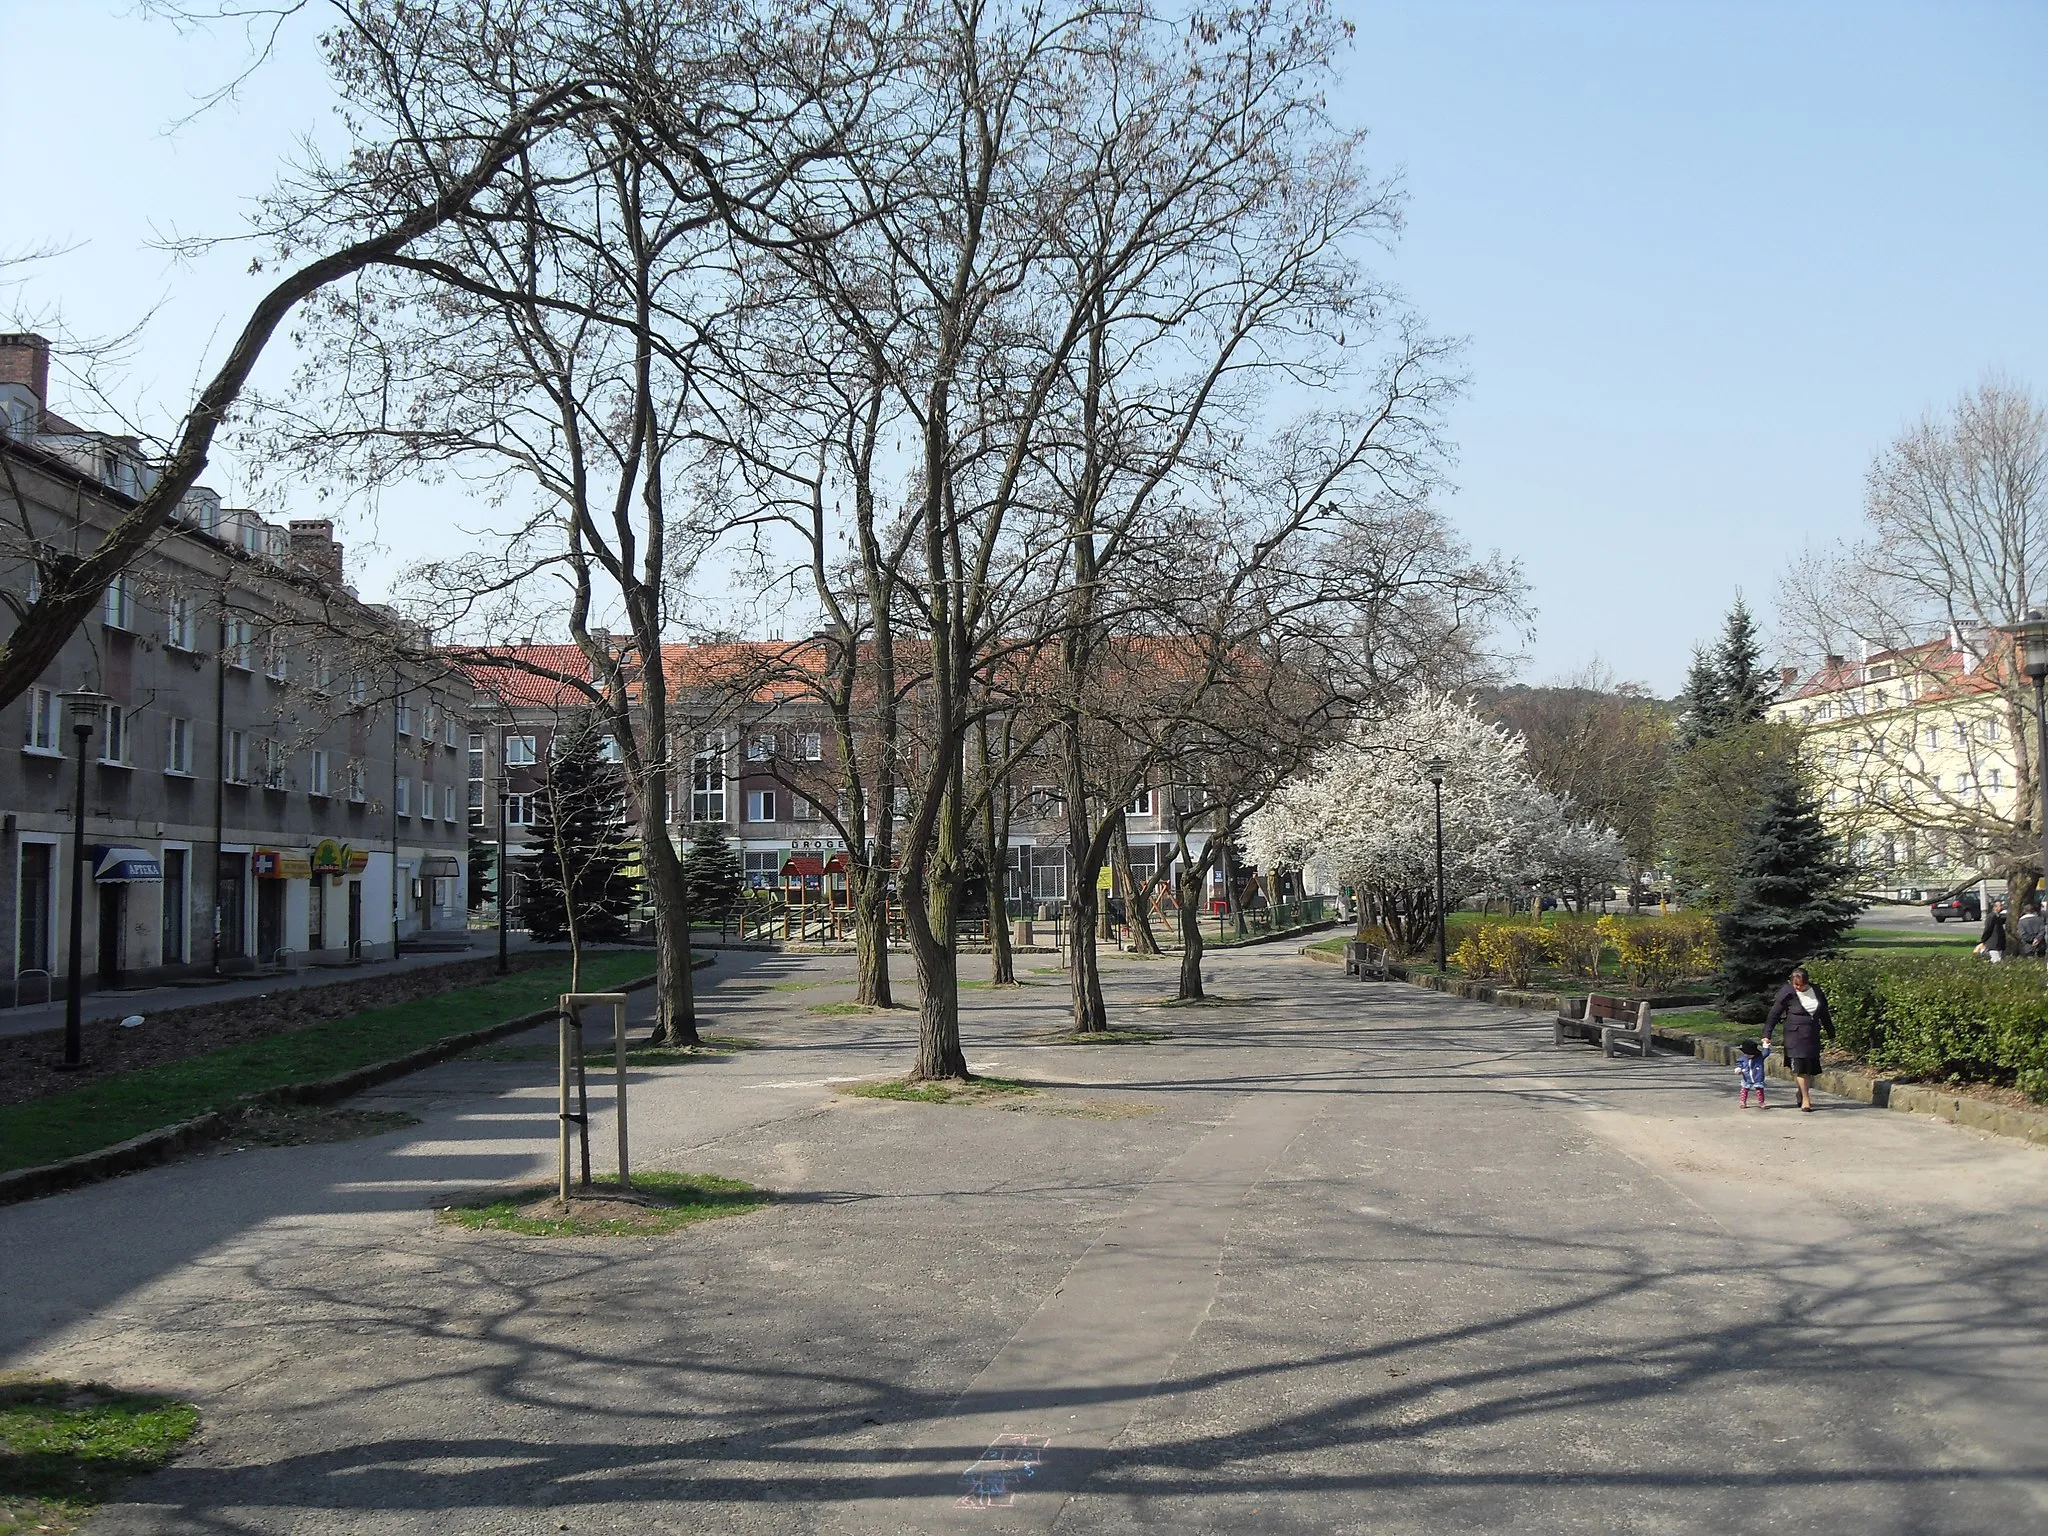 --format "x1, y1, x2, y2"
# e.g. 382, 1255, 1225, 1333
6, 1, 2045, 693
